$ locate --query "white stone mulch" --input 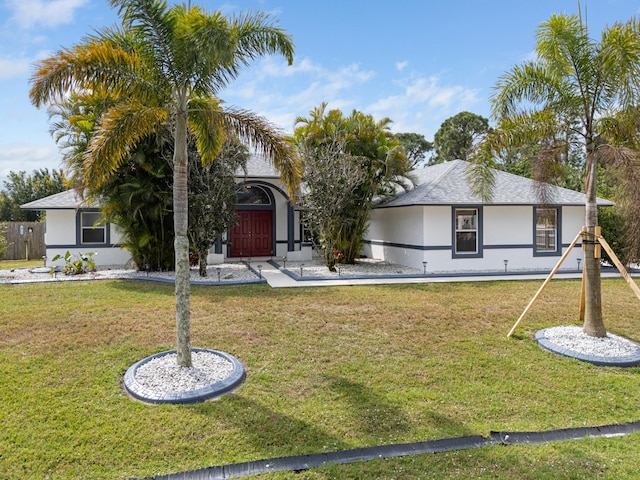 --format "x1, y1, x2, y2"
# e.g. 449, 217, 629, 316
282, 258, 423, 277
541, 325, 640, 358
0, 263, 259, 284
134, 351, 234, 393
